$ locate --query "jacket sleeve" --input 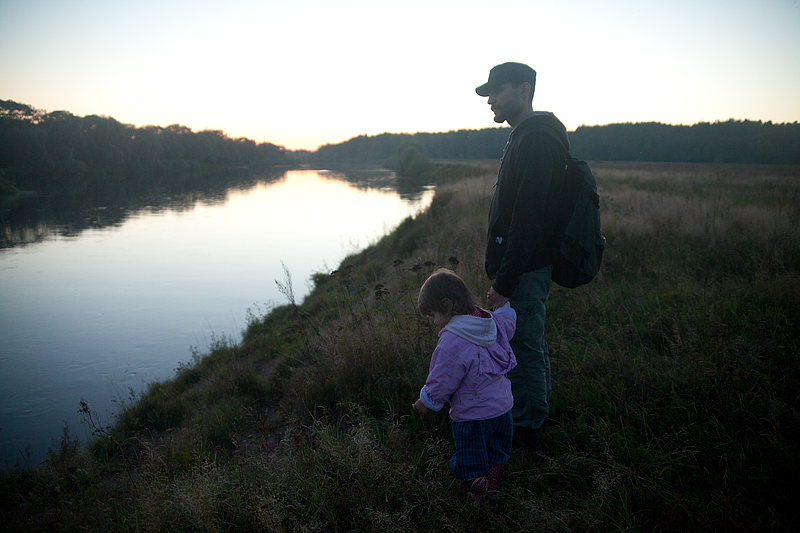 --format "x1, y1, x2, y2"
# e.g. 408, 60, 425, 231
421, 337, 469, 410
493, 134, 562, 297
493, 303, 517, 339
419, 385, 443, 411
